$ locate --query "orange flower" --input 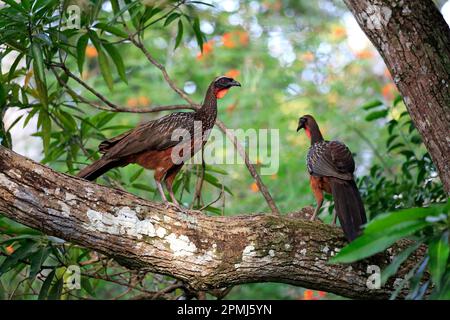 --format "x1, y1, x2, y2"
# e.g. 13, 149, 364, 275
222, 32, 235, 48
250, 182, 259, 193
301, 52, 315, 63
5, 245, 14, 255
85, 45, 98, 58
222, 31, 249, 49
126, 97, 138, 108
225, 69, 240, 79
197, 40, 215, 60
331, 25, 346, 40
238, 30, 249, 46
318, 291, 327, 298
382, 83, 396, 101
303, 289, 314, 300
356, 49, 374, 59
138, 96, 150, 106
